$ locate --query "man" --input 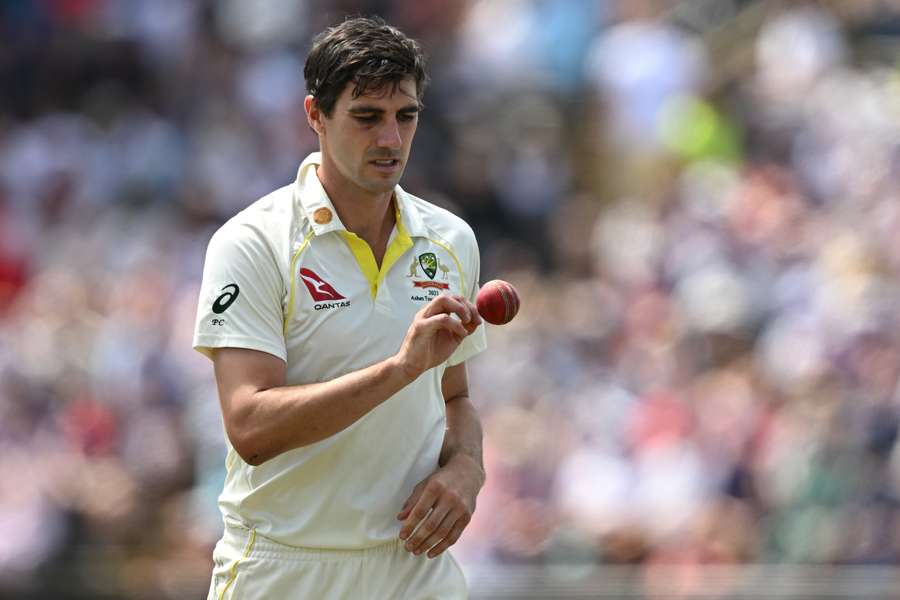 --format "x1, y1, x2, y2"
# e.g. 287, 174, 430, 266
193, 16, 487, 599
